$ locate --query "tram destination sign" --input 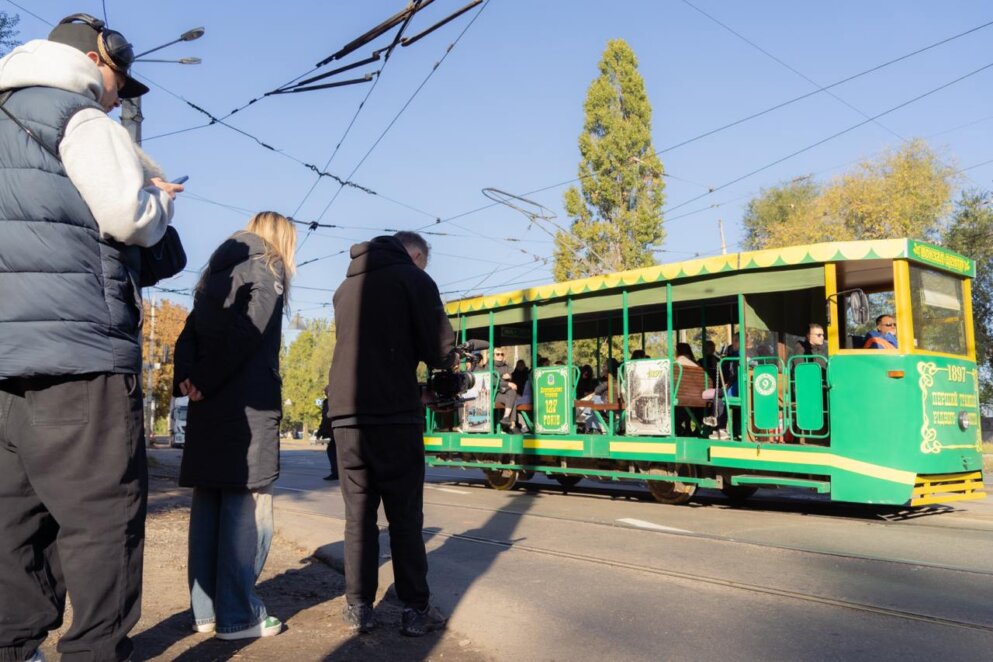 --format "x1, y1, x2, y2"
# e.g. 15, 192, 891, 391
908, 241, 974, 277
